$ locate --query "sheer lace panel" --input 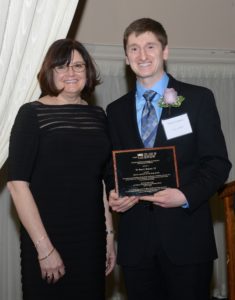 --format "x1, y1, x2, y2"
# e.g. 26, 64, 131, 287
33, 103, 106, 131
